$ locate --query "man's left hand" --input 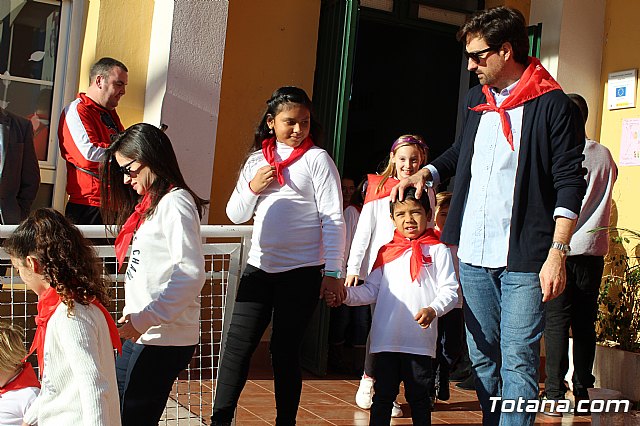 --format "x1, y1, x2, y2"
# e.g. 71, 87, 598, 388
539, 249, 567, 302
